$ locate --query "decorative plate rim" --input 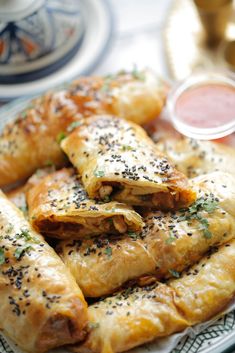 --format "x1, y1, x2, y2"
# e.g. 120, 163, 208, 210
0, 0, 114, 100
